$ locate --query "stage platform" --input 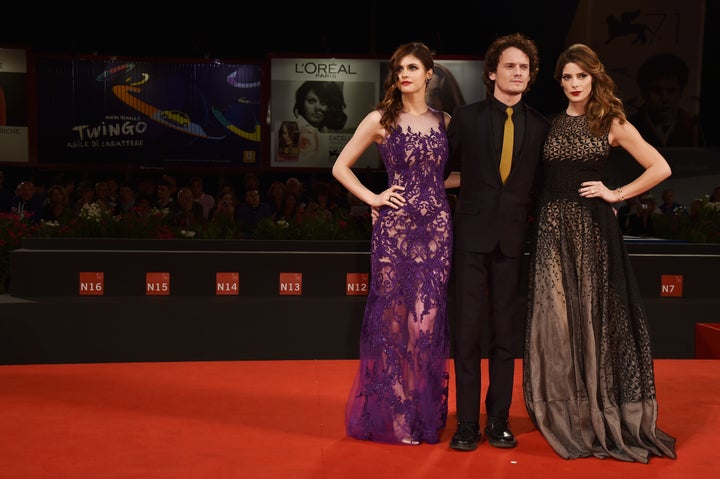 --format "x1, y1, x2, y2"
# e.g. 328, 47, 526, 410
2, 238, 718, 364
